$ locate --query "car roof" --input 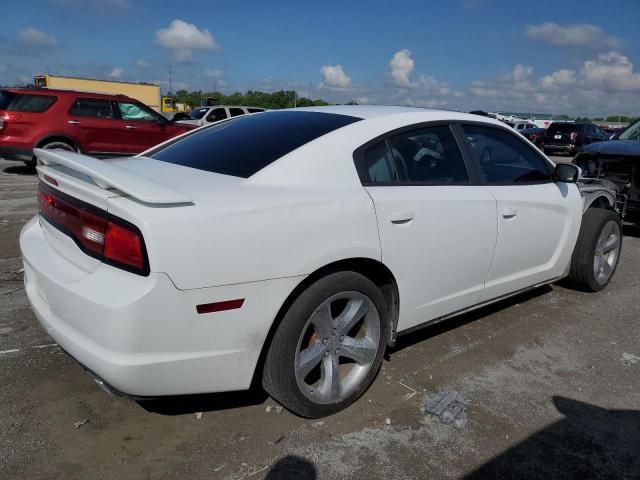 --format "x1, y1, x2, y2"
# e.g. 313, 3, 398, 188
284, 105, 508, 126
1, 87, 132, 100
